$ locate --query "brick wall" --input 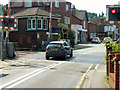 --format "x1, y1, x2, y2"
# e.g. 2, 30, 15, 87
52, 2, 72, 24
108, 52, 120, 89
71, 15, 82, 25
